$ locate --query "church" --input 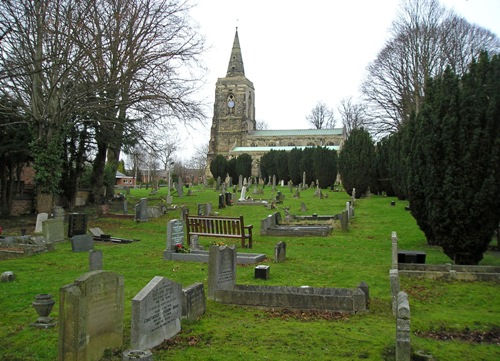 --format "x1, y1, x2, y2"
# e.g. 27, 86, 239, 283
207, 29, 345, 176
